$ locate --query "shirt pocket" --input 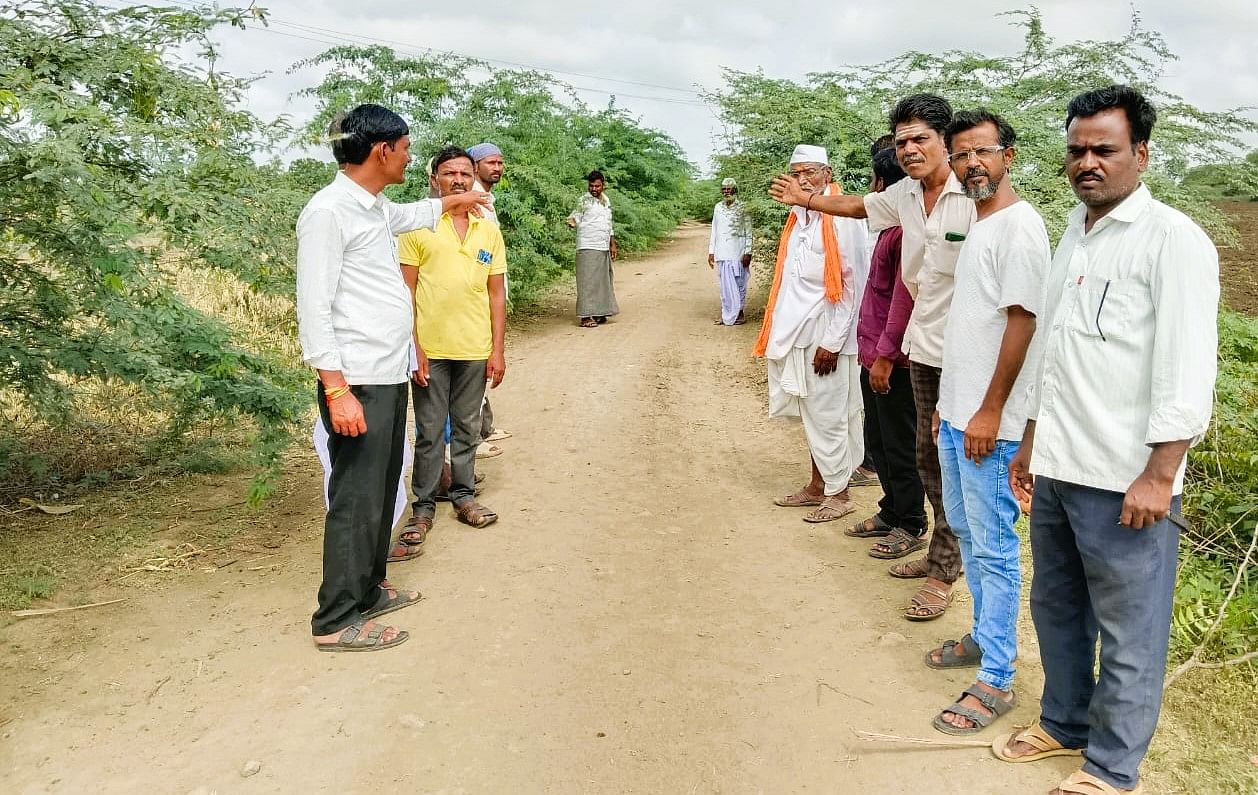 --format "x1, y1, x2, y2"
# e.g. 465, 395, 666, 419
1066, 277, 1140, 342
